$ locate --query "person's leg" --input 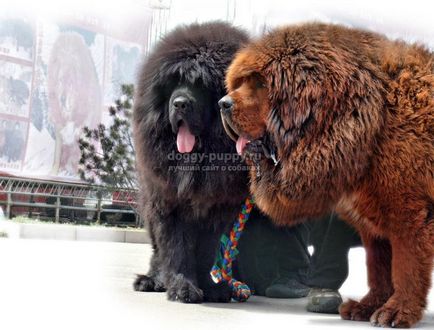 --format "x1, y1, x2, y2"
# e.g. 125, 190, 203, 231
307, 213, 360, 289
305, 213, 361, 313
235, 208, 311, 297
